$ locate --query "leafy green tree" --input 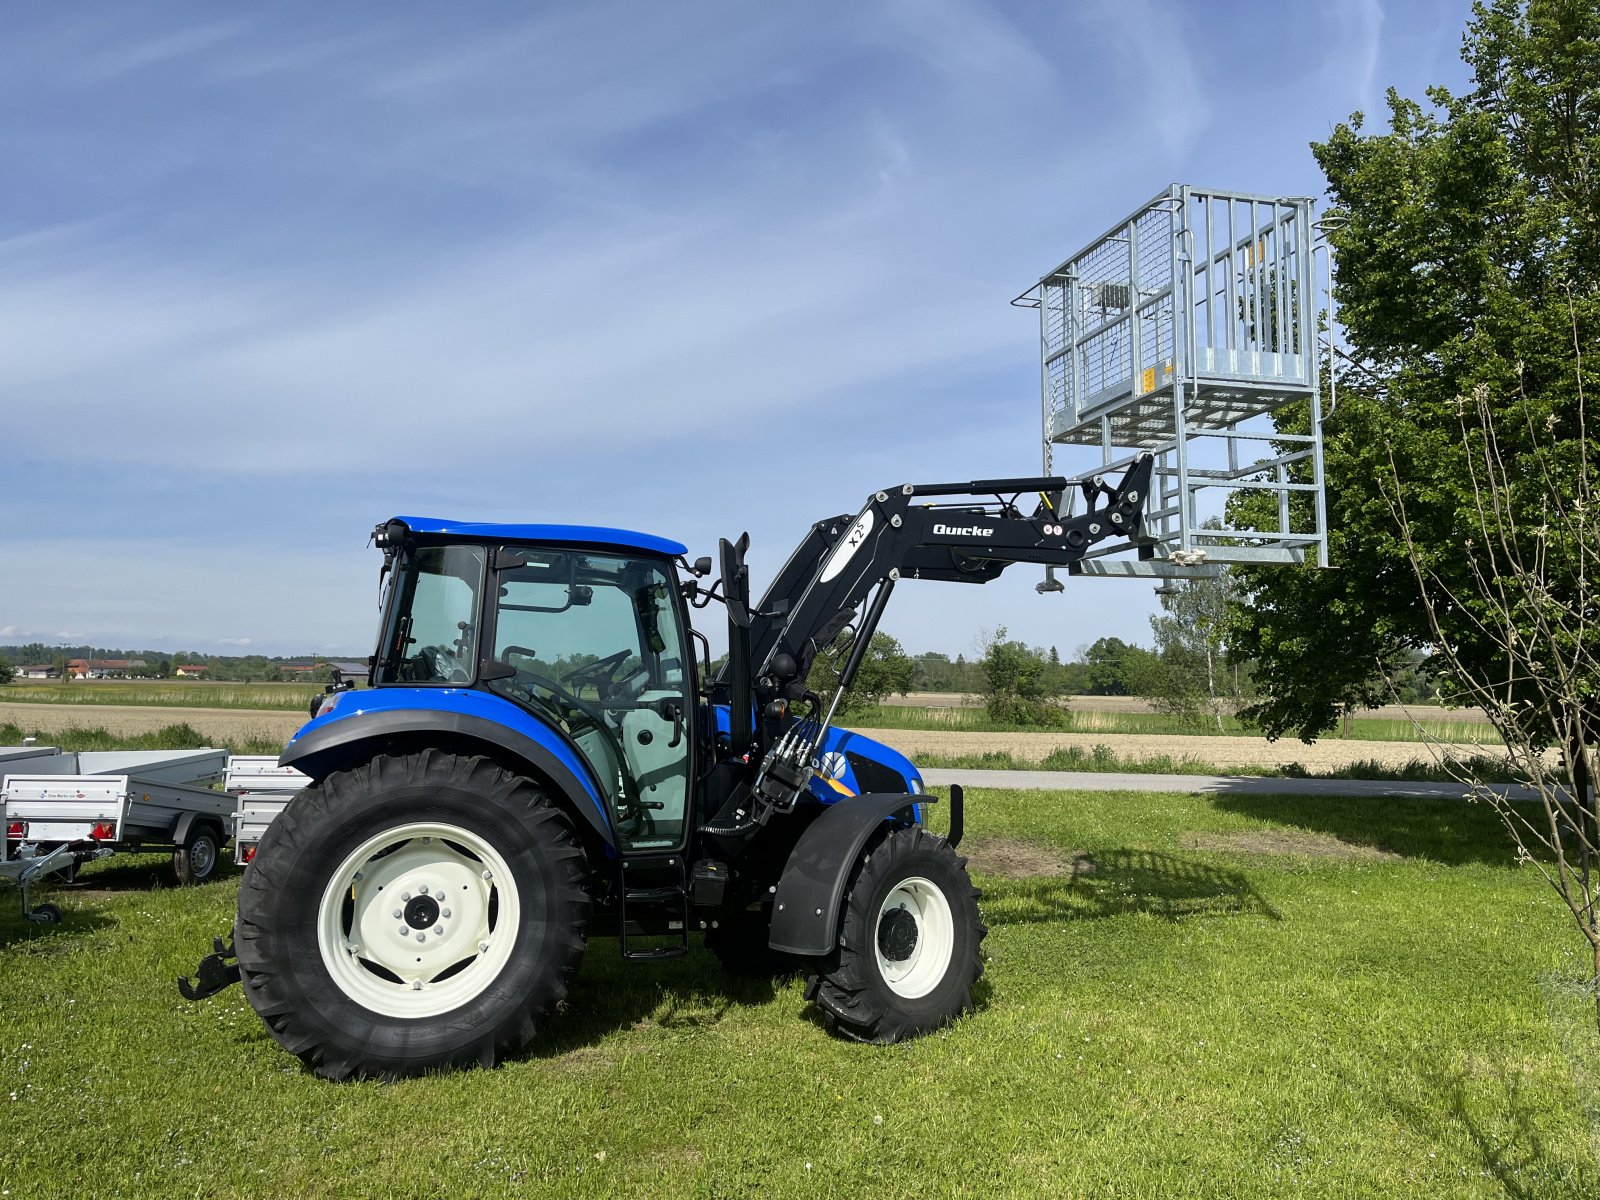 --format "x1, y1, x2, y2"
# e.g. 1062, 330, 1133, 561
1140, 571, 1248, 731
806, 631, 916, 718
1081, 637, 1135, 696
1231, 0, 1600, 745
980, 627, 1066, 726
